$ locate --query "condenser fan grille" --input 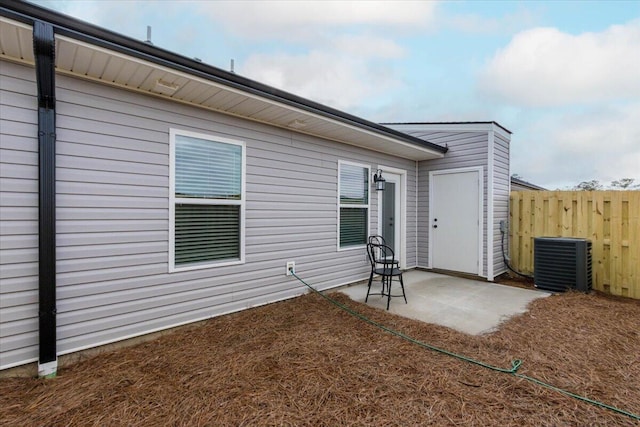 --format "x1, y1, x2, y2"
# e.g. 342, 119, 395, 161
534, 237, 592, 292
